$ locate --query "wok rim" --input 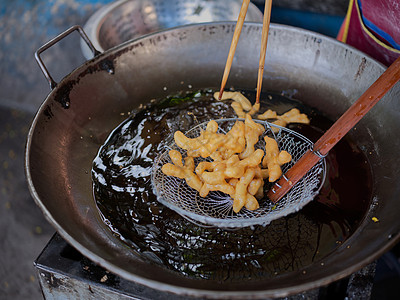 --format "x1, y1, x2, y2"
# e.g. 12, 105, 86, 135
25, 22, 400, 298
